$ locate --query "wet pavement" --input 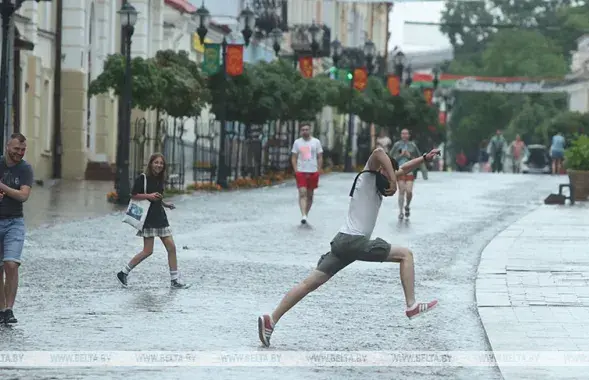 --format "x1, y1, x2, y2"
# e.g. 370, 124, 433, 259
1, 171, 564, 380
477, 203, 589, 379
